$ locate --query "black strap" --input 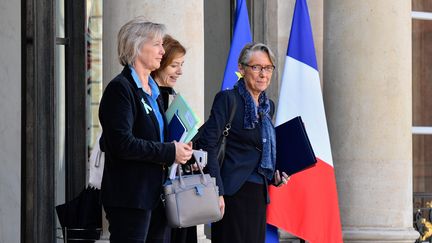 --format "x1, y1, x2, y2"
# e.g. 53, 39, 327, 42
222, 91, 237, 137
217, 91, 237, 166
